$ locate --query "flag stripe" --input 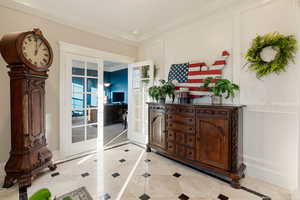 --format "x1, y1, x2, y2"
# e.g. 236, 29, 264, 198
213, 60, 226, 65
188, 70, 222, 76
189, 62, 206, 67
187, 78, 220, 83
